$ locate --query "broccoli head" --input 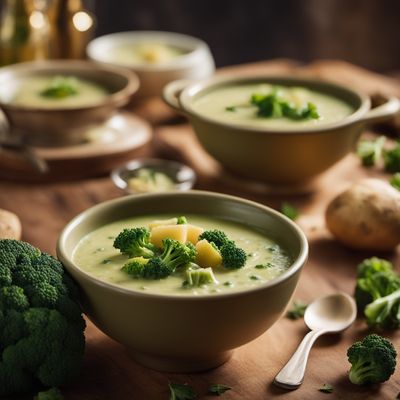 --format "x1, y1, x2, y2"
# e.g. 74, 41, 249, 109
355, 257, 400, 329
0, 239, 85, 397
121, 256, 149, 278
220, 242, 247, 269
177, 216, 187, 225
198, 230, 231, 249
347, 334, 397, 385
113, 227, 156, 258
184, 267, 219, 287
